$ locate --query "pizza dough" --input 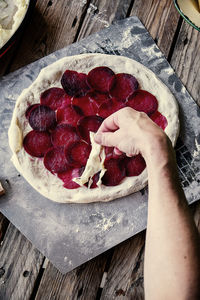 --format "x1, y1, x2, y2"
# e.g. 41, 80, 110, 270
0, 0, 28, 48
8, 53, 179, 203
